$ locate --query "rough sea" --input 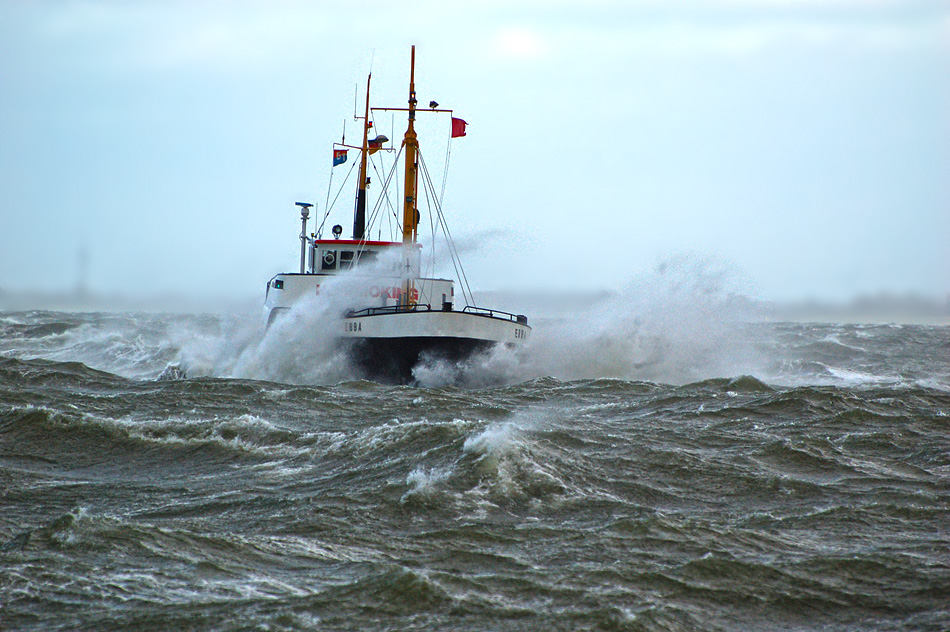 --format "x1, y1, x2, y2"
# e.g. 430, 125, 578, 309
2, 295, 948, 630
